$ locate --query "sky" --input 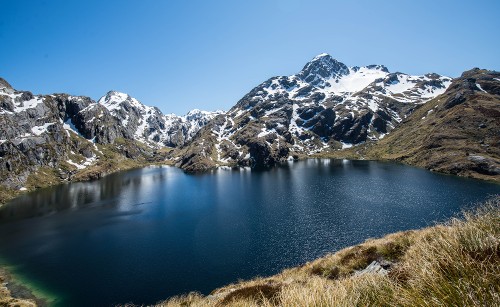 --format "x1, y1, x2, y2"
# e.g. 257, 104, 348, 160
1, 0, 499, 115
